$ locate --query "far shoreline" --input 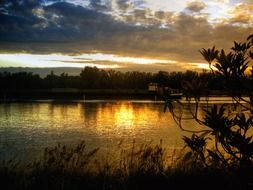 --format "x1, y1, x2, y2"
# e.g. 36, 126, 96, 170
0, 88, 240, 104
